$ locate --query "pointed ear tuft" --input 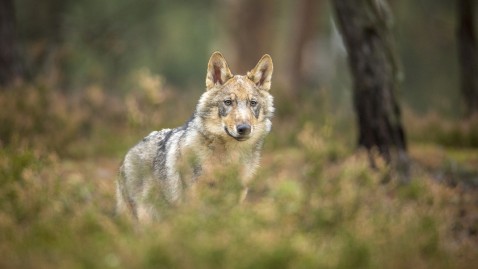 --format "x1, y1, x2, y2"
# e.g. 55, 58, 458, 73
247, 54, 273, 91
206, 51, 233, 90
